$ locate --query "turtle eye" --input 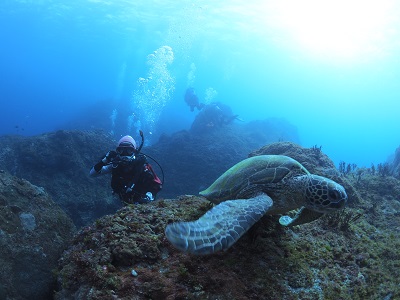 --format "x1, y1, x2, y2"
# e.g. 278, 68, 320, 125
328, 190, 339, 200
